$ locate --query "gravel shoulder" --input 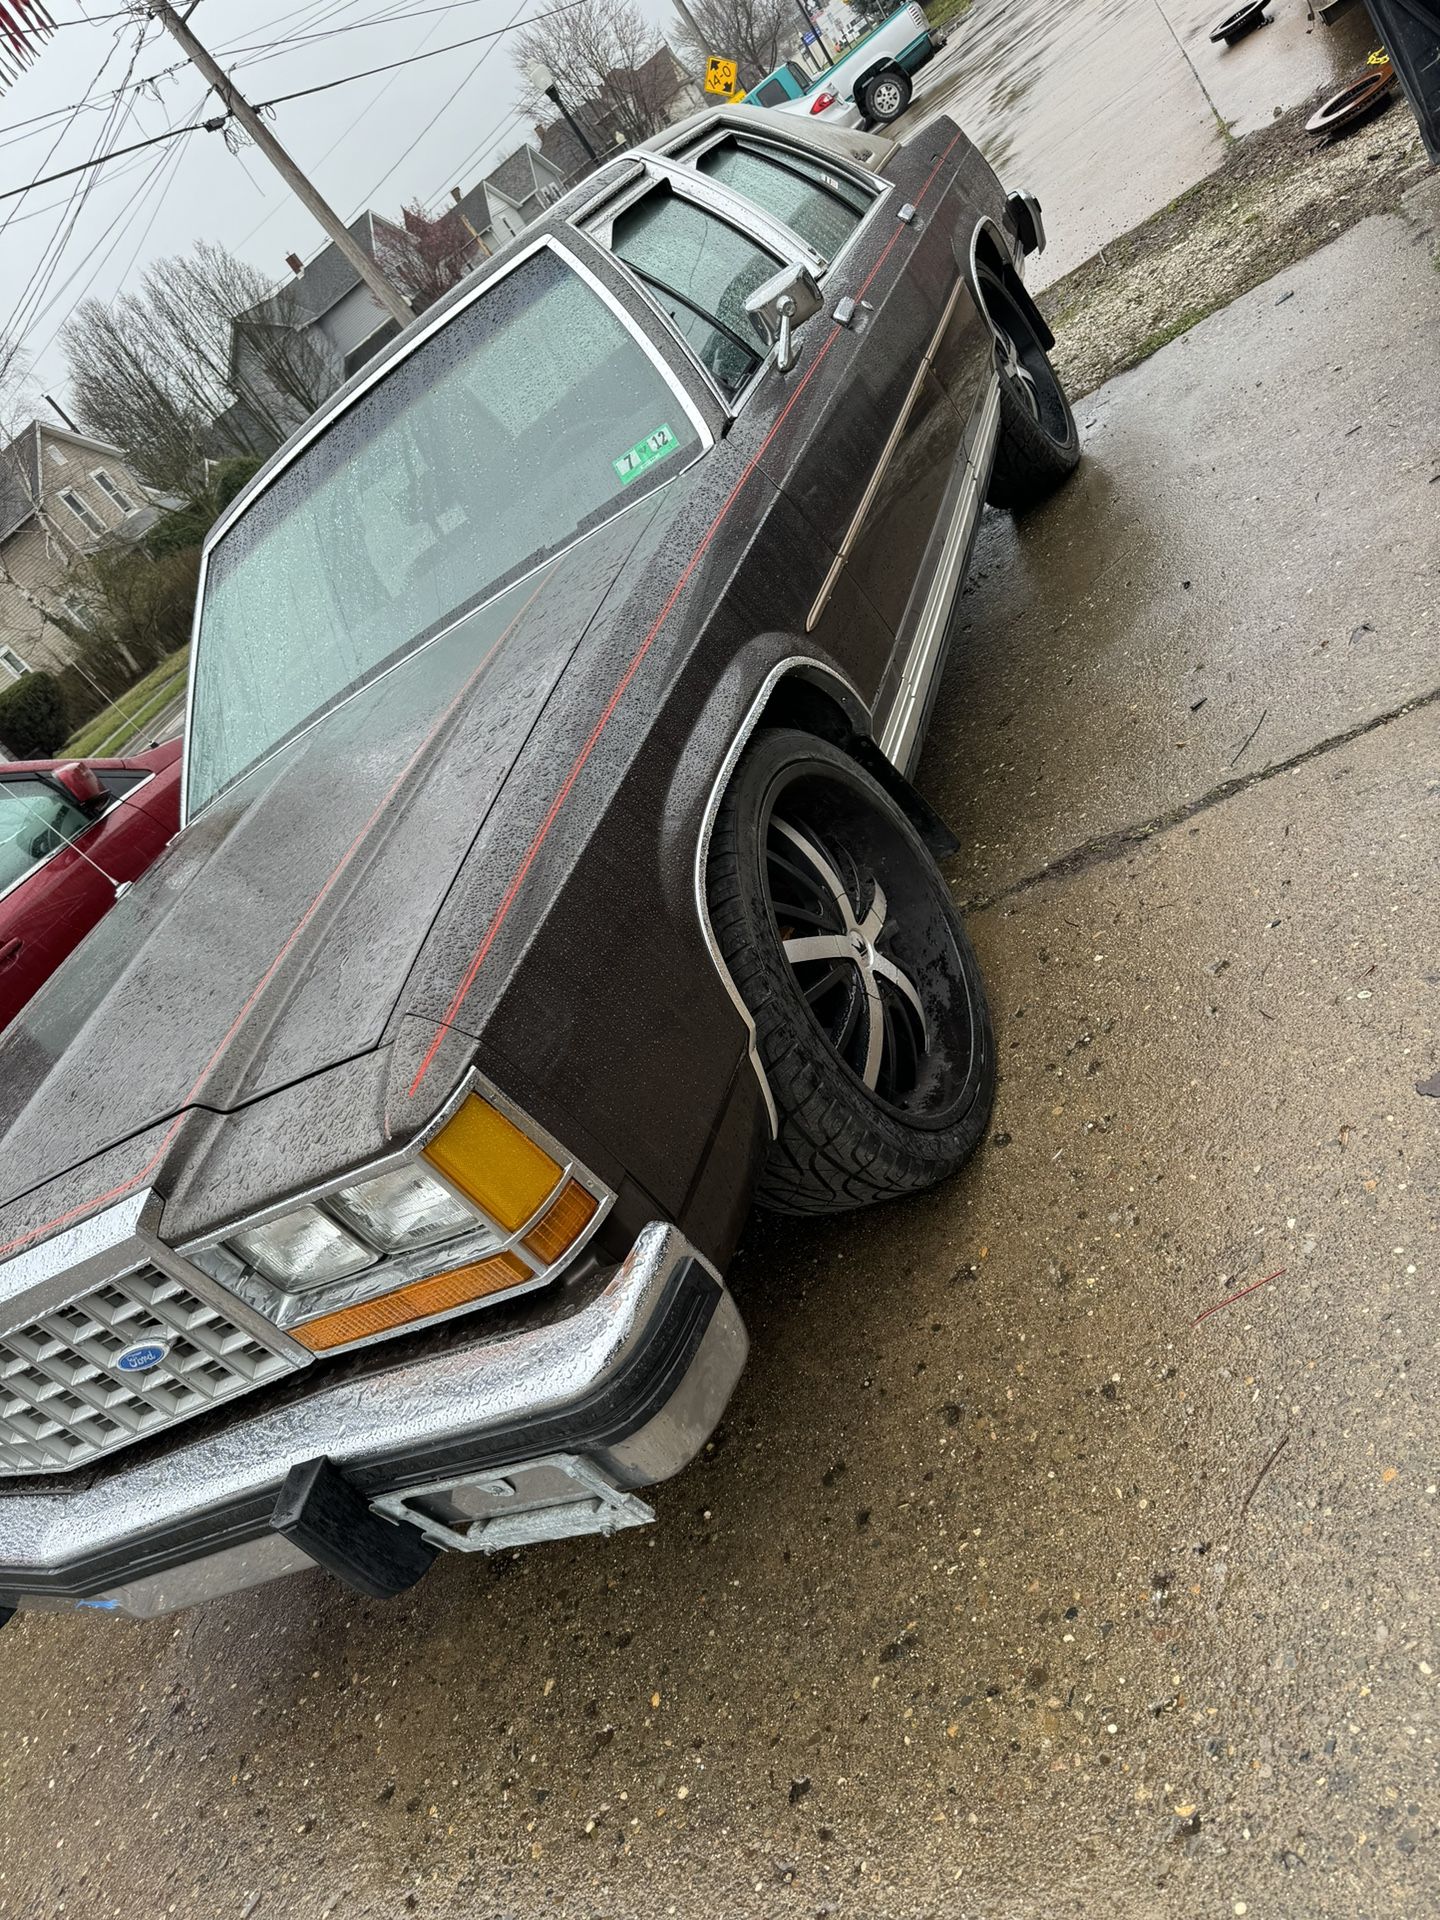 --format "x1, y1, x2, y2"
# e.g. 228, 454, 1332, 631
1040, 88, 1432, 397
